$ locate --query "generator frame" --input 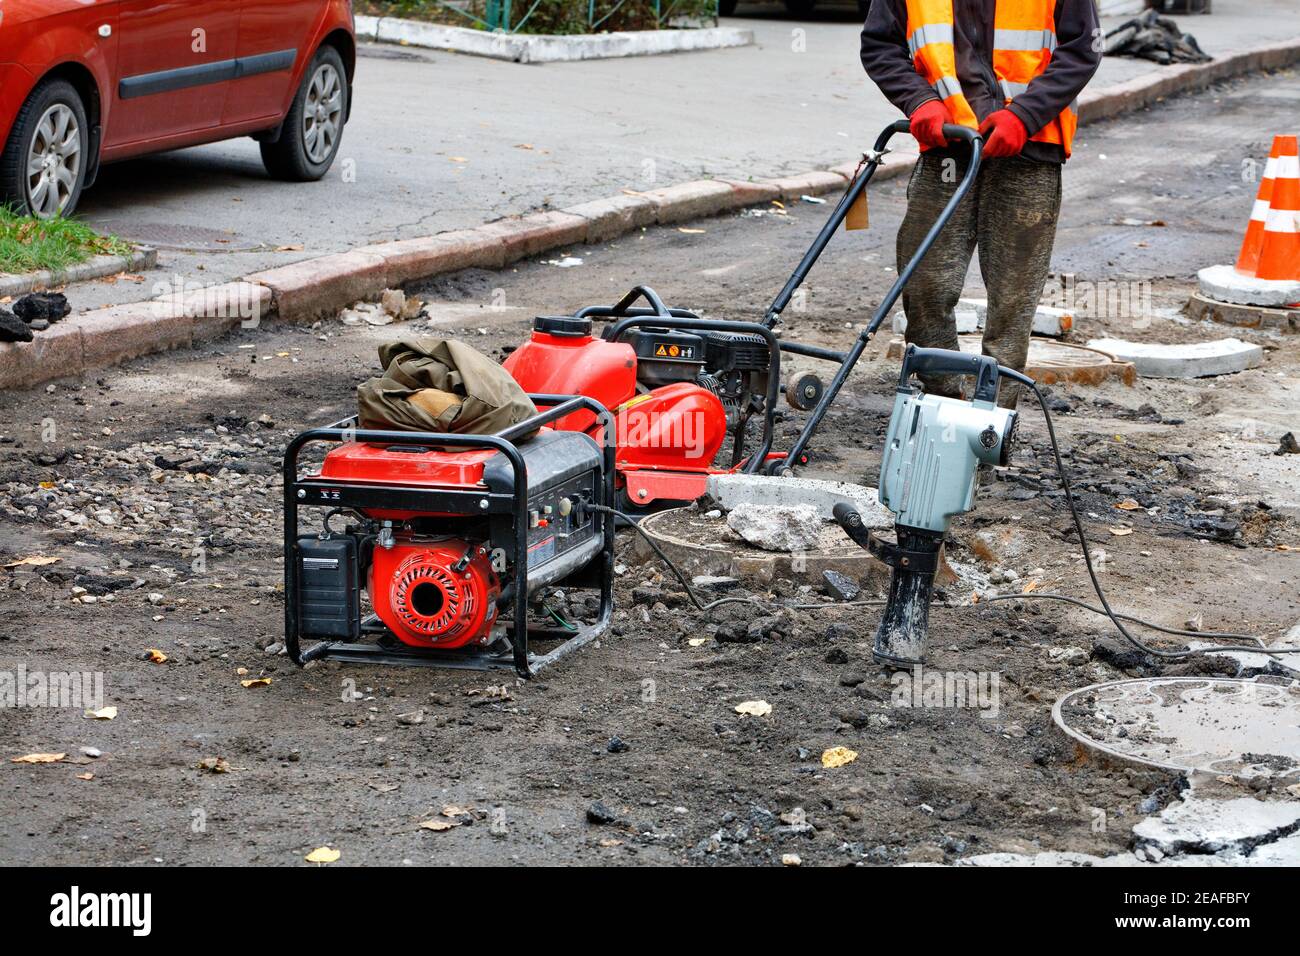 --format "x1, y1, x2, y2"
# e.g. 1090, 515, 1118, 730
284, 394, 615, 678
